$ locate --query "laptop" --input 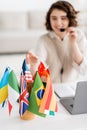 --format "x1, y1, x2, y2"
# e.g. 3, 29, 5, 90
60, 81, 87, 115
54, 82, 76, 98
